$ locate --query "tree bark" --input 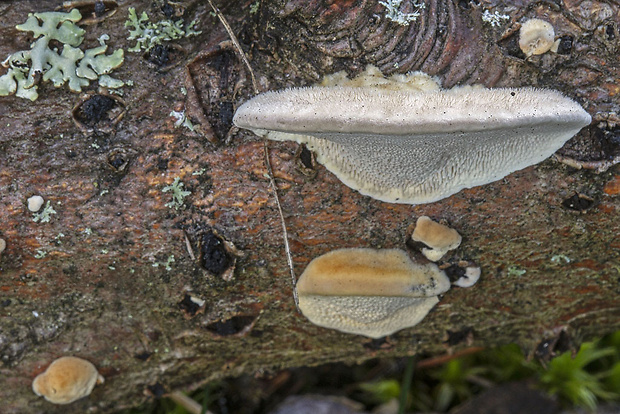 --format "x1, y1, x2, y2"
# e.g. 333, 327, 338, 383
0, 0, 619, 412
